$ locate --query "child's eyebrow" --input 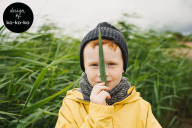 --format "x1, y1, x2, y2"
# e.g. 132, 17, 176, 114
105, 60, 119, 63
87, 60, 119, 65
87, 61, 99, 64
